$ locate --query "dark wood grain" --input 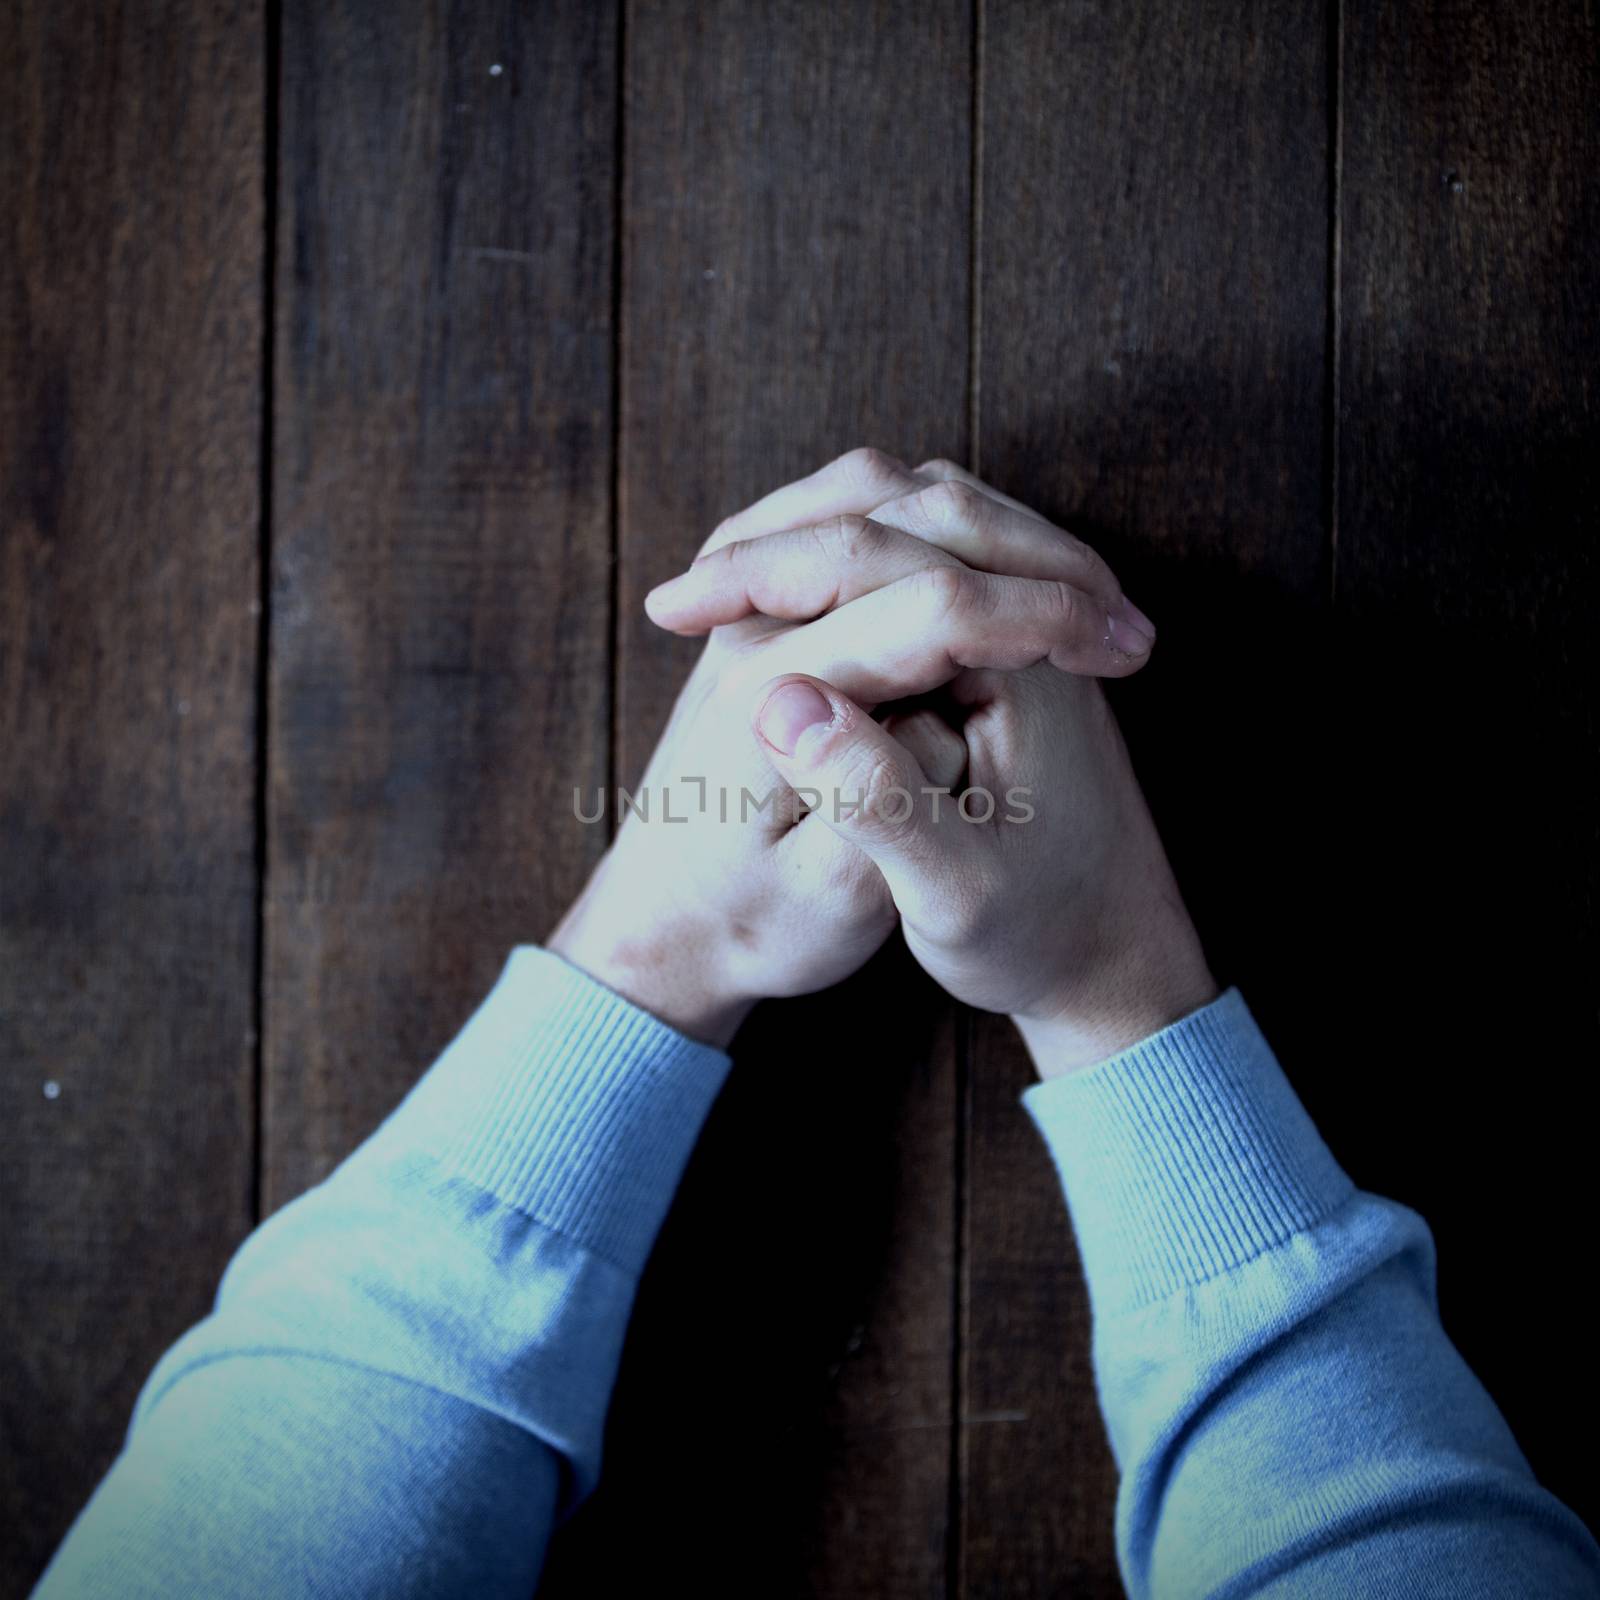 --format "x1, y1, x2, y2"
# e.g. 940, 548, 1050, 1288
263, 0, 616, 1209
0, 3, 264, 1591
1335, 0, 1598, 1531
967, 2, 1332, 1591
5, 0, 1596, 1590
537, 4, 973, 1594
